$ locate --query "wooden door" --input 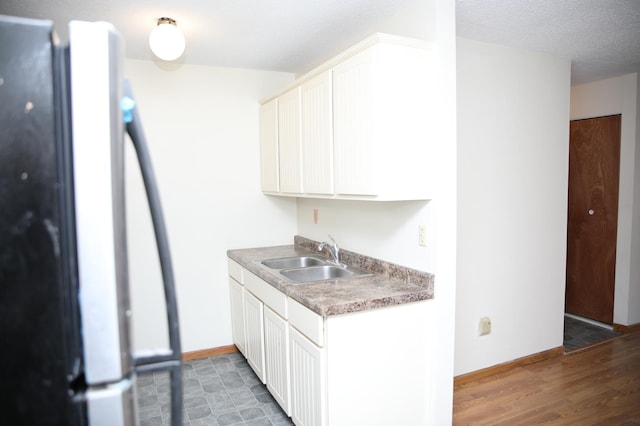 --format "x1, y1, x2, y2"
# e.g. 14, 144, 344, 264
565, 115, 621, 324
